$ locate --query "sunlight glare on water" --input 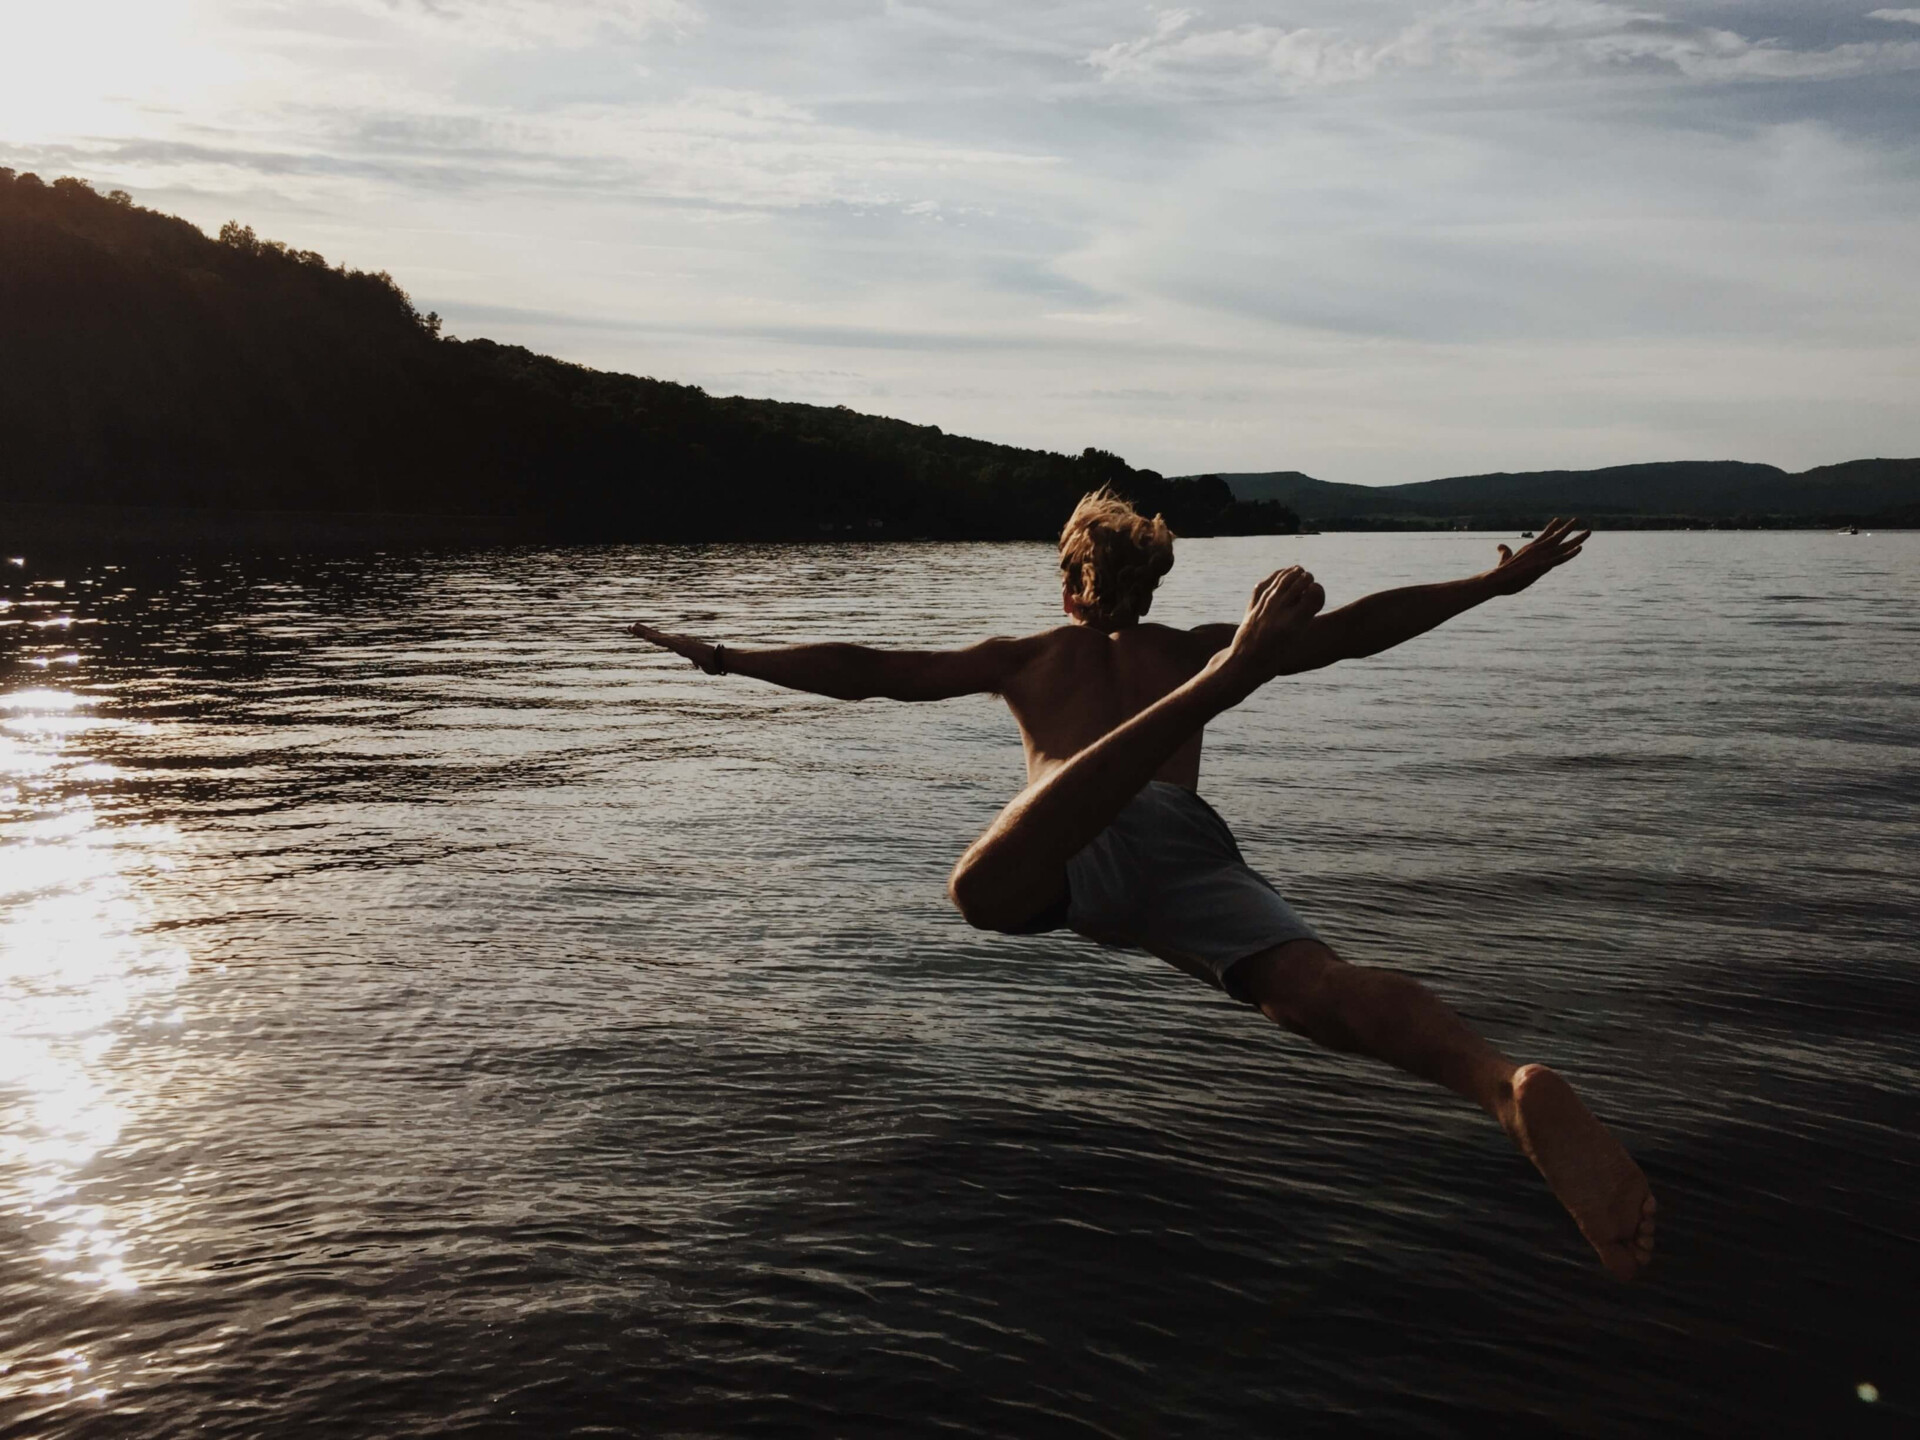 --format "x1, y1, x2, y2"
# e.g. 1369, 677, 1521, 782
2, 684, 192, 1411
